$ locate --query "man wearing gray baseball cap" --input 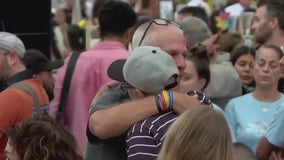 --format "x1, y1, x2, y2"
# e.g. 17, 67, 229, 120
86, 18, 207, 160
87, 46, 180, 160
107, 46, 179, 95
0, 32, 49, 159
